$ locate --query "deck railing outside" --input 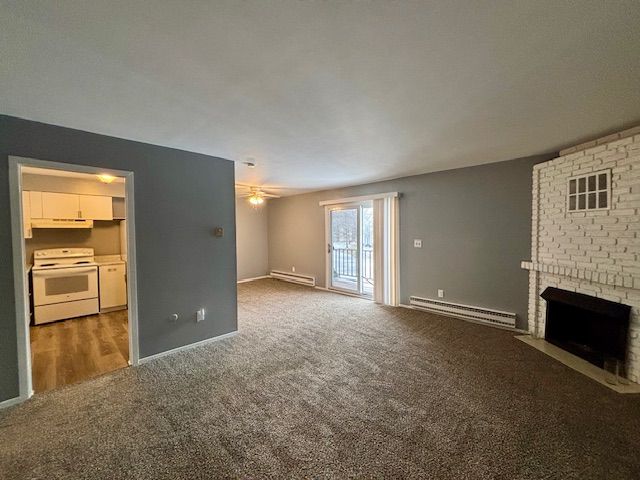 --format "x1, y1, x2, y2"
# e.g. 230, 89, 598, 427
332, 247, 373, 281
